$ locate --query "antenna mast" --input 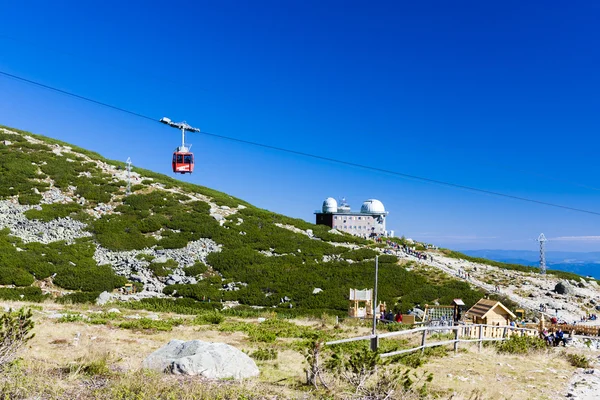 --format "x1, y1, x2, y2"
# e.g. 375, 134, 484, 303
537, 233, 547, 275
